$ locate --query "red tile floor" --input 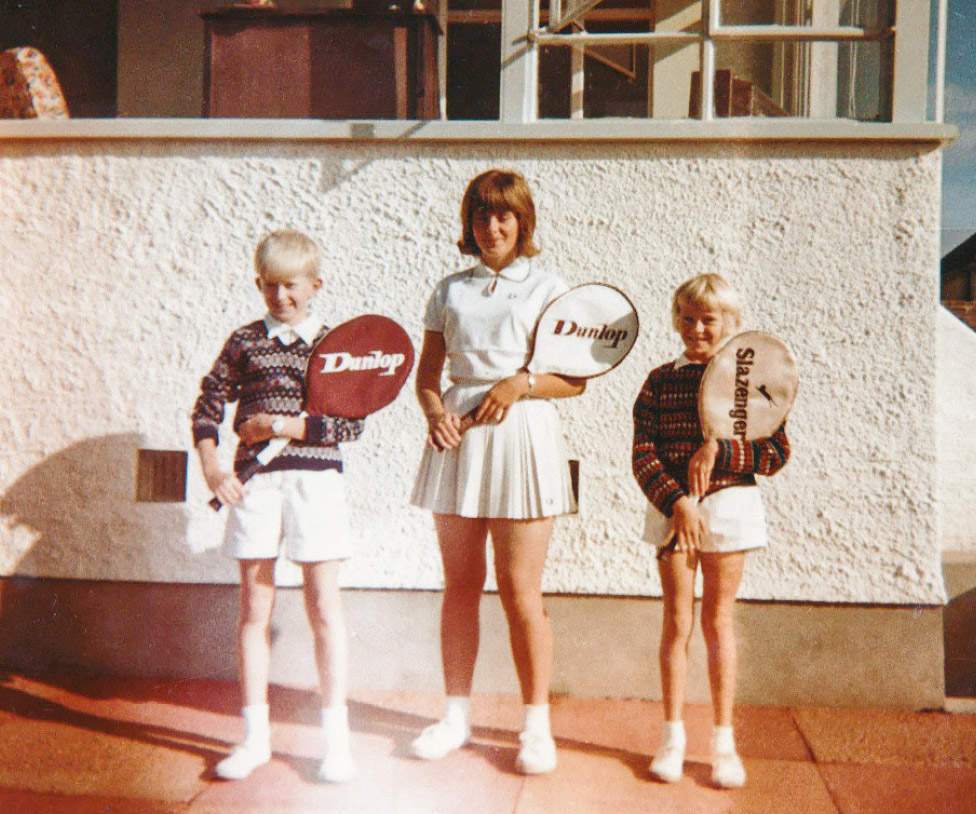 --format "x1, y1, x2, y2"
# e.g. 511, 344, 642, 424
0, 672, 974, 813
